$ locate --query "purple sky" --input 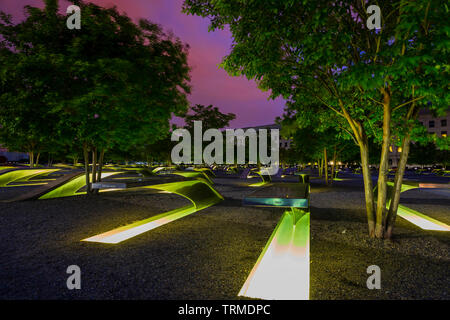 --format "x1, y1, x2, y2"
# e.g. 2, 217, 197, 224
0, 0, 286, 128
